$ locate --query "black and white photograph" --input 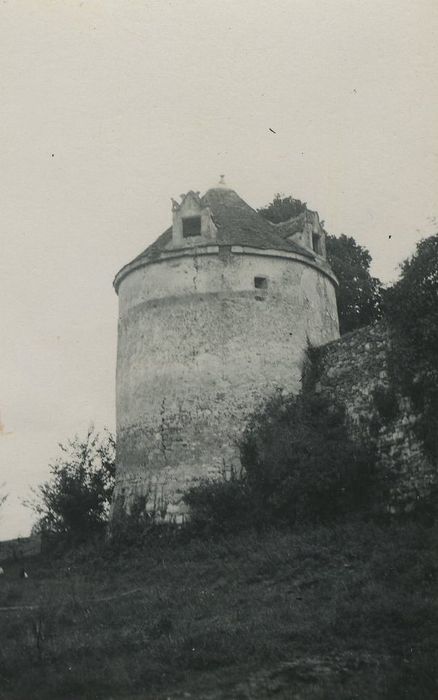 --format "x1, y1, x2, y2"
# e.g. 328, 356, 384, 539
1, 1, 437, 698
